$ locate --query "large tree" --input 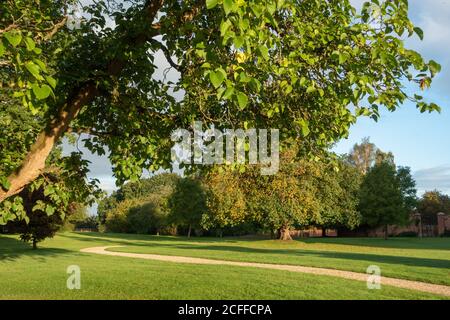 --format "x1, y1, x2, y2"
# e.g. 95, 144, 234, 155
0, 0, 442, 224
314, 158, 362, 235
242, 152, 361, 240
168, 177, 206, 237
347, 137, 395, 174
358, 161, 415, 239
201, 168, 248, 236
